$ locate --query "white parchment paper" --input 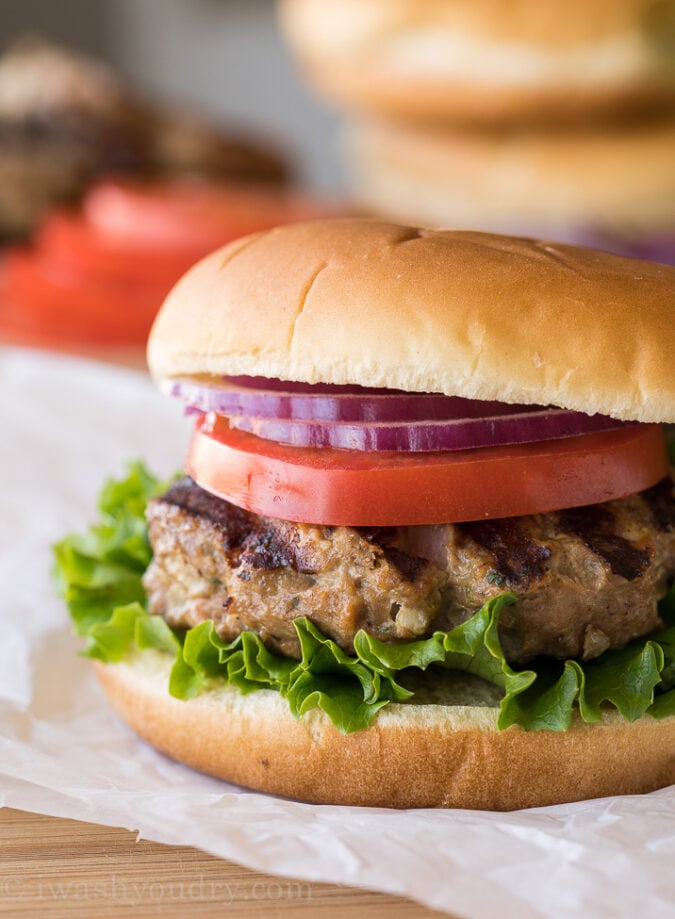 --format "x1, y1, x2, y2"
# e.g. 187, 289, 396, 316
1, 346, 674, 919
